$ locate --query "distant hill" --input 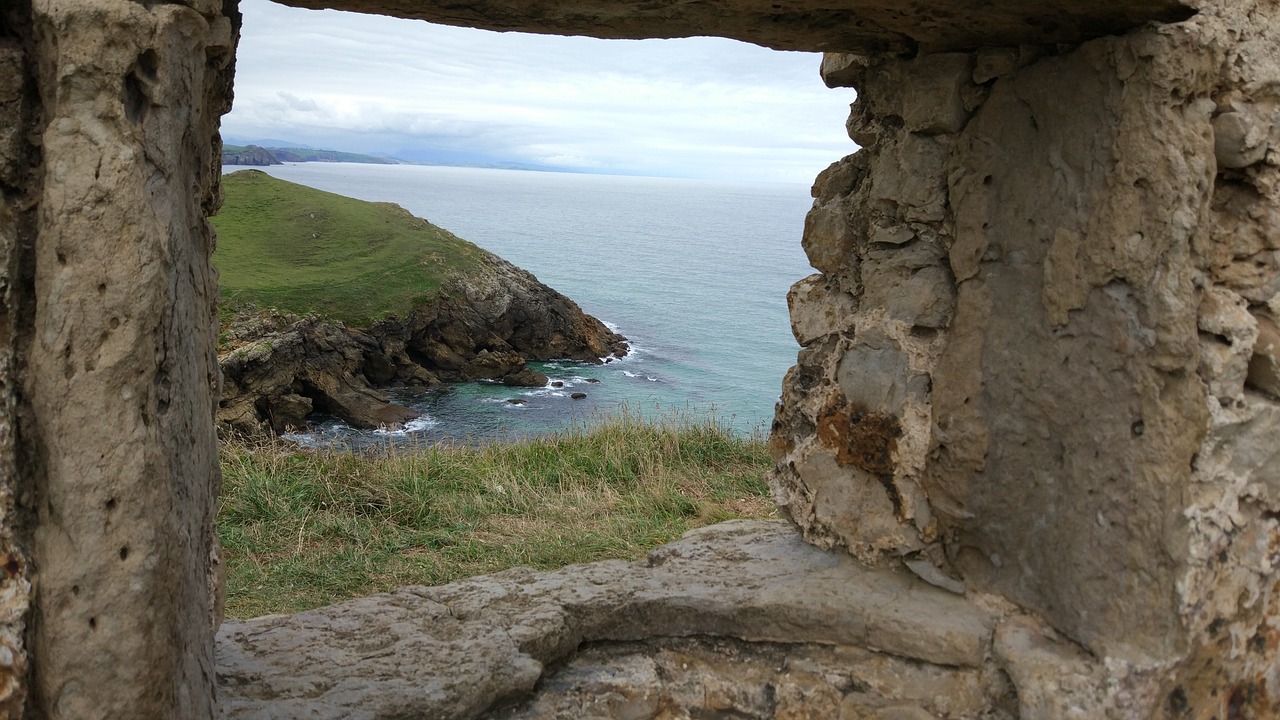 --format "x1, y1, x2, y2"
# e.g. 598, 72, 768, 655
266, 147, 402, 164
220, 143, 403, 167
222, 144, 280, 166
